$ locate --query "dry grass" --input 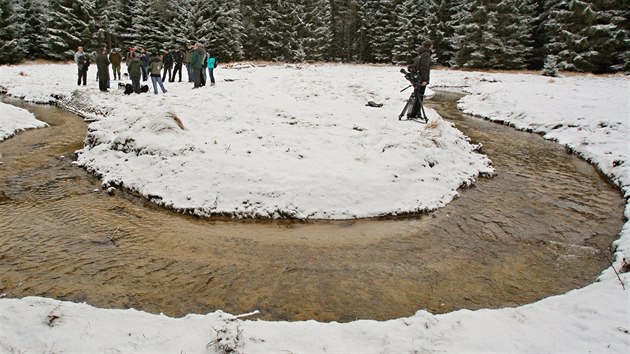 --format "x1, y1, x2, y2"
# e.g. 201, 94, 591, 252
168, 111, 185, 130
